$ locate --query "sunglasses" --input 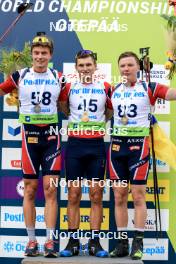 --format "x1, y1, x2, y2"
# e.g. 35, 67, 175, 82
32, 36, 52, 46
75, 50, 97, 61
